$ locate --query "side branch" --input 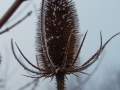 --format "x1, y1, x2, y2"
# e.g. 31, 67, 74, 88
0, 11, 32, 35
18, 79, 39, 90
0, 0, 26, 28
